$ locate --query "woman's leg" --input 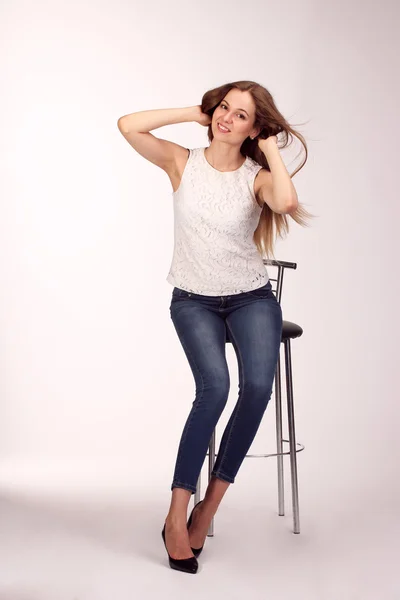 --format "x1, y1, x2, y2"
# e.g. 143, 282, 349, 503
165, 297, 230, 557
187, 475, 231, 550
210, 296, 283, 484
188, 293, 282, 547
164, 487, 194, 559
